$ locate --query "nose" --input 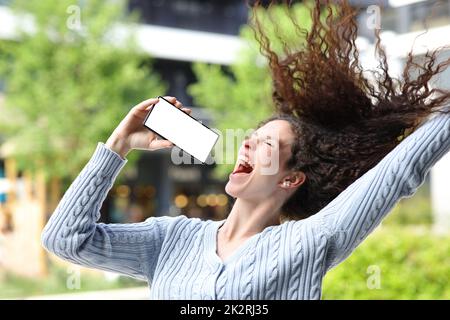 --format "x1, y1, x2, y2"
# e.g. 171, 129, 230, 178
242, 136, 255, 157
243, 138, 251, 150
